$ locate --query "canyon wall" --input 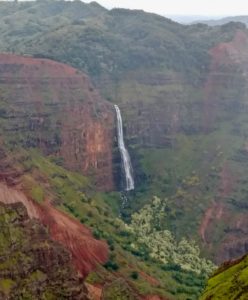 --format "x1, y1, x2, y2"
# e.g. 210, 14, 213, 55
0, 54, 115, 191
100, 29, 248, 263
